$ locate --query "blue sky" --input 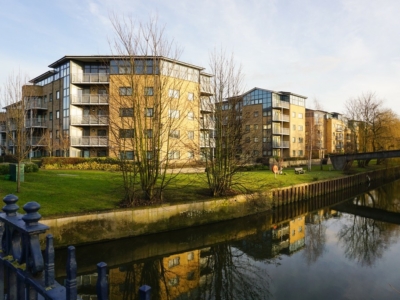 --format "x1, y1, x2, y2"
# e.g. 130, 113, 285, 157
1, 0, 400, 114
